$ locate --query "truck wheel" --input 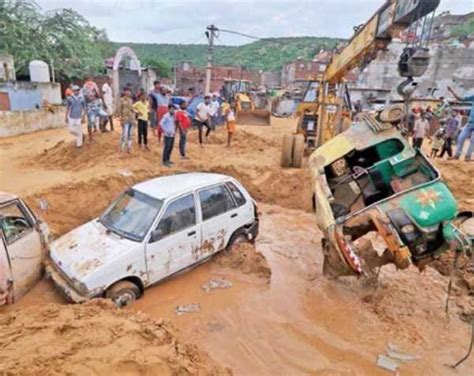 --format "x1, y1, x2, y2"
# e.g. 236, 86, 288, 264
106, 280, 141, 308
292, 134, 305, 168
281, 134, 293, 167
